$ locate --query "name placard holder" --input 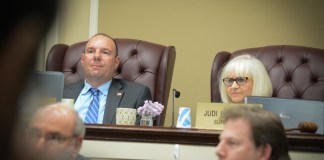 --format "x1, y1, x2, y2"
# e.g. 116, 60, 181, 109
195, 102, 262, 130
